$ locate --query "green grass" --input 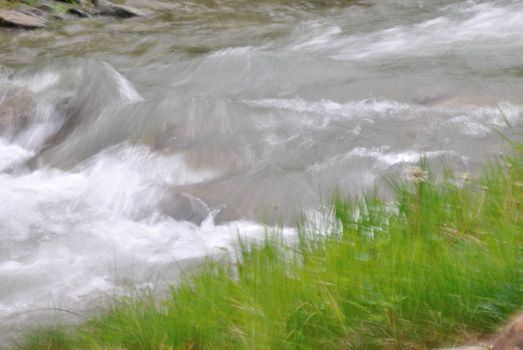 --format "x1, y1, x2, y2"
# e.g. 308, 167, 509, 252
11, 146, 523, 350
